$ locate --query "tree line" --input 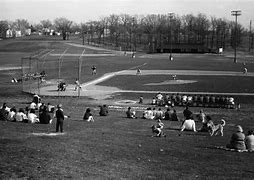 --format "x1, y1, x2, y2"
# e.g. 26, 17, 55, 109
0, 13, 253, 52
